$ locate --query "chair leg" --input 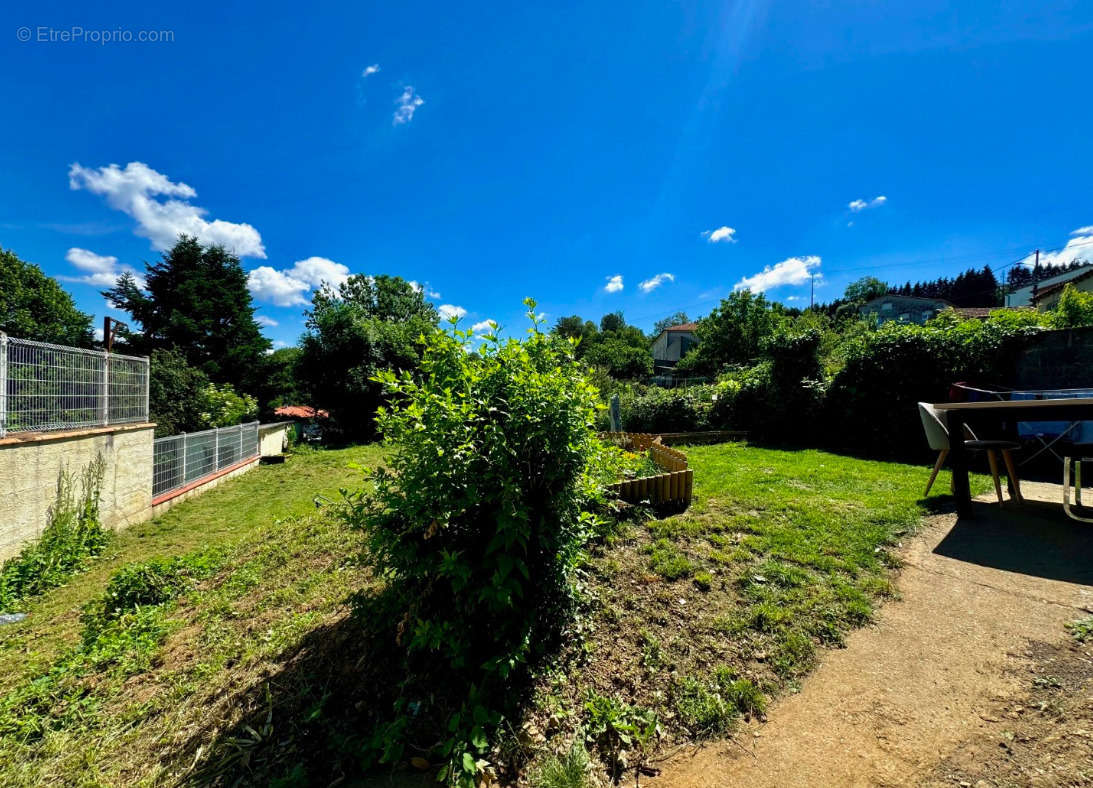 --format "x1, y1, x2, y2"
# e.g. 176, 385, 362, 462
1001, 450, 1023, 503
1063, 458, 1093, 522
986, 450, 1004, 505
924, 449, 948, 497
